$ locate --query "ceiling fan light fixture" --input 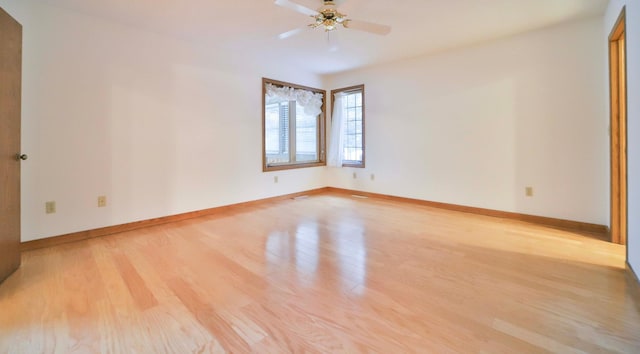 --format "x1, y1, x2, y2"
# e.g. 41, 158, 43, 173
310, 4, 347, 32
